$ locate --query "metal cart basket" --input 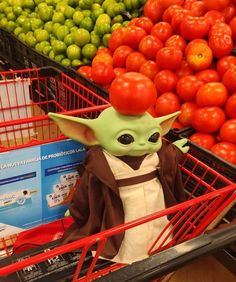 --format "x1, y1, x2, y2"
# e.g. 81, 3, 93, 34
0, 67, 235, 282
